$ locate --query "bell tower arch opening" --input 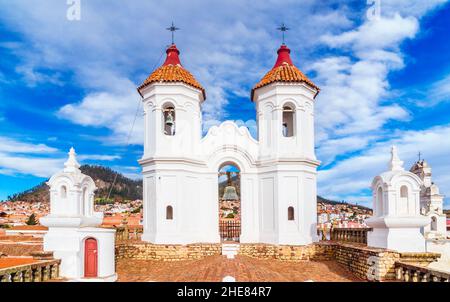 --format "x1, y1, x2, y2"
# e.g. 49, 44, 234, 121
218, 162, 241, 242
